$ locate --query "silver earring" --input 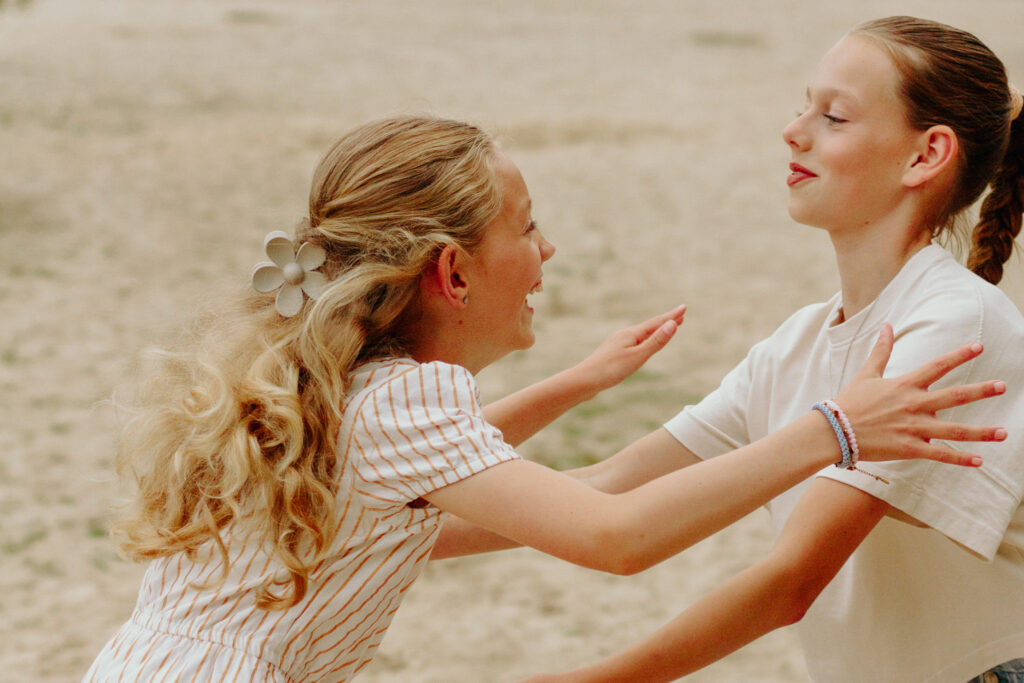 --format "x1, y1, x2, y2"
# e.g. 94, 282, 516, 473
462, 296, 469, 304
